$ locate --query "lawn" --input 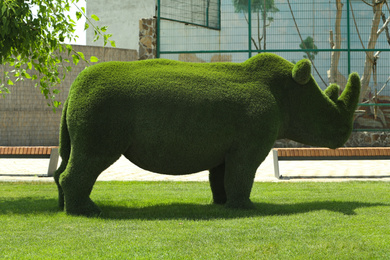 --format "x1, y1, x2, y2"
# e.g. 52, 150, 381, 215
1, 181, 390, 259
